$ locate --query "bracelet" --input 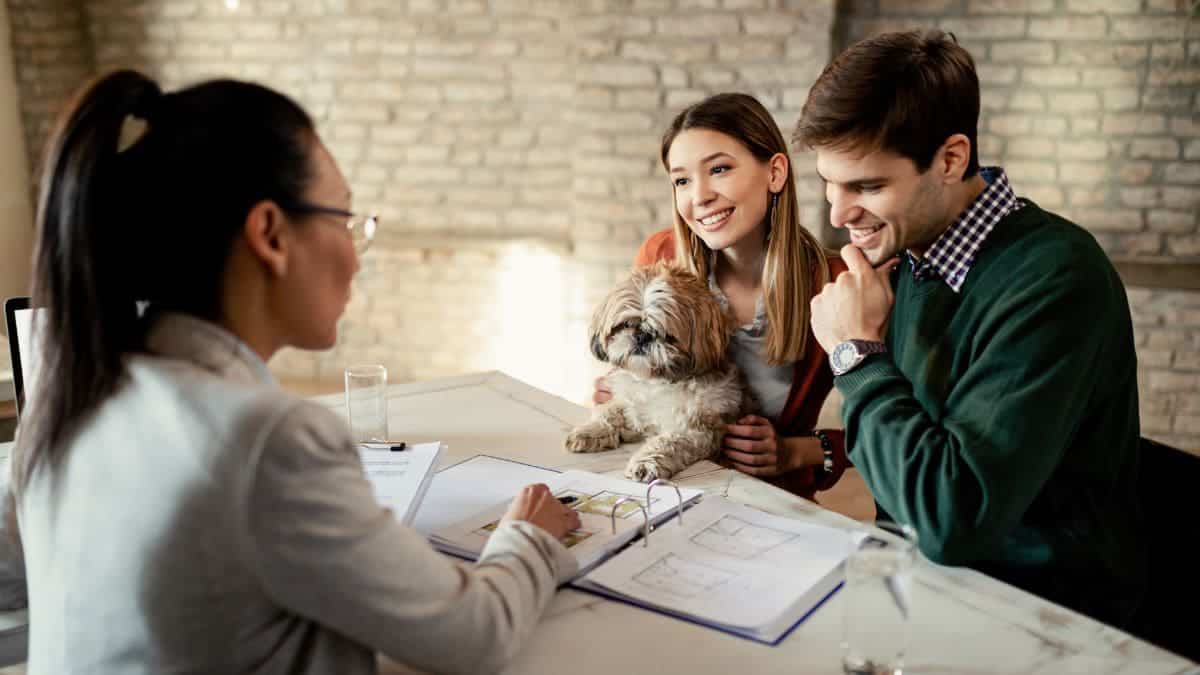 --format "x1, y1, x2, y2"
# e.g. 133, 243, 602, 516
813, 429, 834, 475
